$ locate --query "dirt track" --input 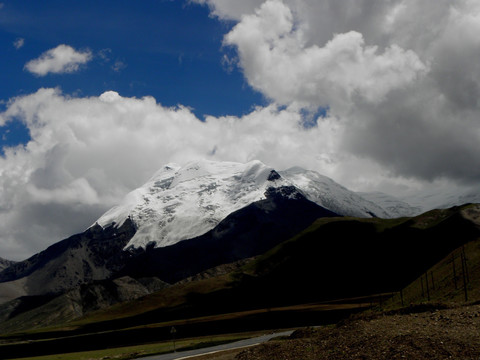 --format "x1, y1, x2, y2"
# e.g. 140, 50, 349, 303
198, 303, 480, 360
